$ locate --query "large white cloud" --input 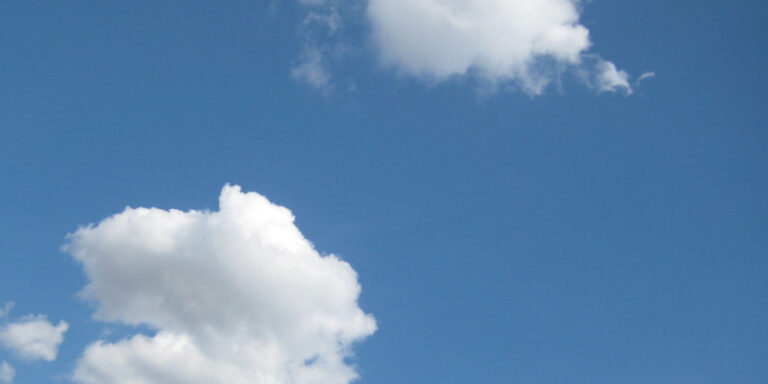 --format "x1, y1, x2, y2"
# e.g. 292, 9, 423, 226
64, 185, 376, 384
298, 0, 632, 94
0, 315, 68, 362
